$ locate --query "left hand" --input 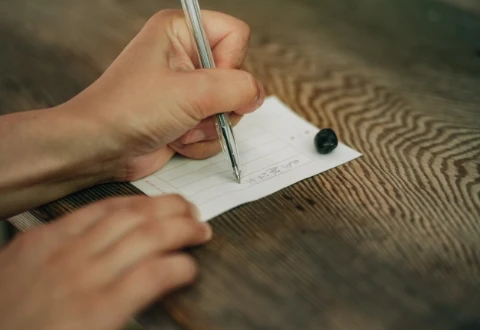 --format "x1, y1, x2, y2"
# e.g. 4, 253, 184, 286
0, 195, 211, 330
